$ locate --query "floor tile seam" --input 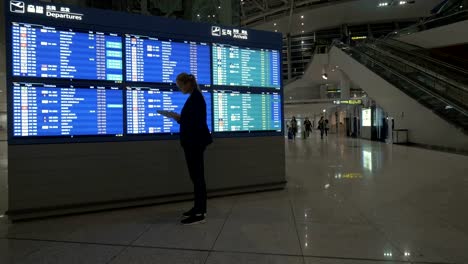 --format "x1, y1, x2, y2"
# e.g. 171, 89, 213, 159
287, 194, 306, 264
322, 180, 410, 260
345, 198, 412, 260
105, 245, 130, 264
293, 215, 371, 225
7, 235, 447, 263
123, 221, 154, 262
302, 253, 457, 264
406, 199, 468, 239
204, 195, 238, 264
